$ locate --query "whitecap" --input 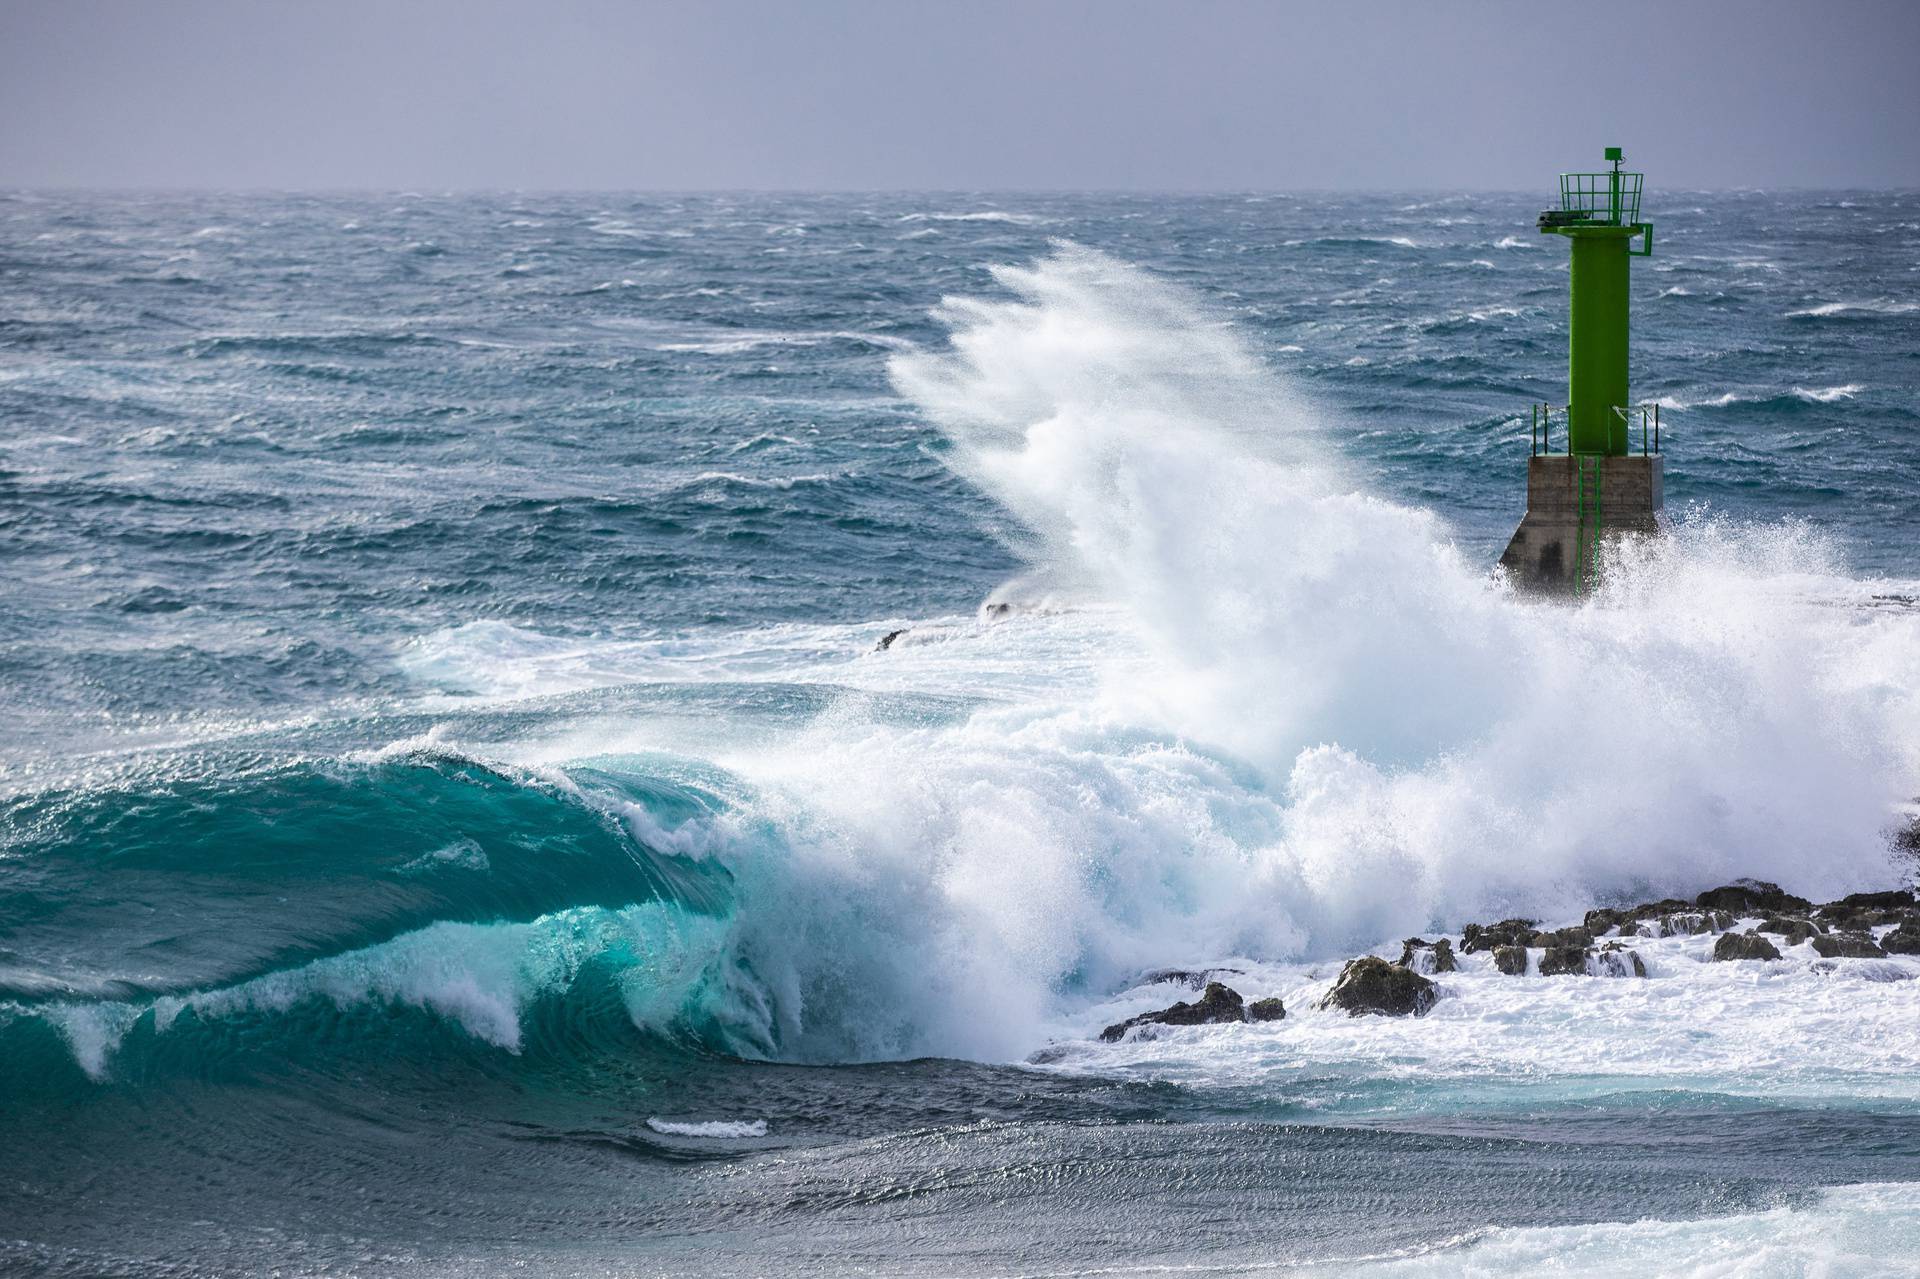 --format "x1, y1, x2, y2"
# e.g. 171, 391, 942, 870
645, 1118, 768, 1138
